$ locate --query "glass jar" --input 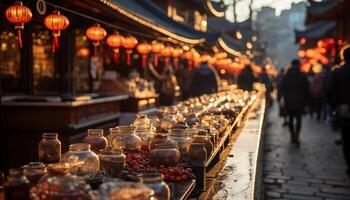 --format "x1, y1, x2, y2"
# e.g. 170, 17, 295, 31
193, 135, 213, 158
135, 126, 154, 151
22, 162, 46, 186
169, 129, 192, 158
196, 125, 218, 147
98, 147, 126, 177
185, 128, 199, 139
189, 143, 207, 165
139, 173, 170, 200
149, 132, 175, 150
110, 126, 142, 152
38, 133, 61, 164
159, 113, 177, 132
82, 129, 108, 153
3, 169, 30, 200
150, 143, 180, 167
149, 116, 160, 132
133, 114, 151, 128
98, 181, 154, 200
34, 163, 92, 200
61, 143, 100, 179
